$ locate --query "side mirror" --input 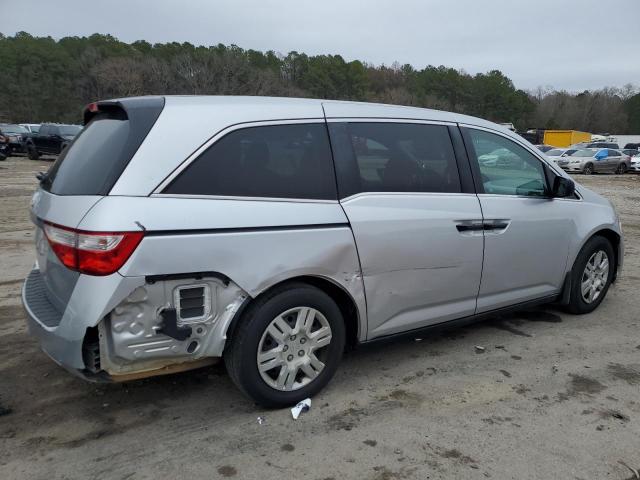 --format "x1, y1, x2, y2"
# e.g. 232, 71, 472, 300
552, 175, 575, 198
